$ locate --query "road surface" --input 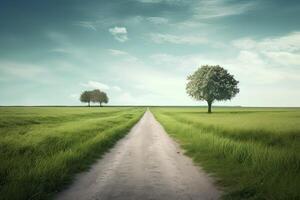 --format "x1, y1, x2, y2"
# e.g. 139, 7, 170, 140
56, 110, 221, 200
